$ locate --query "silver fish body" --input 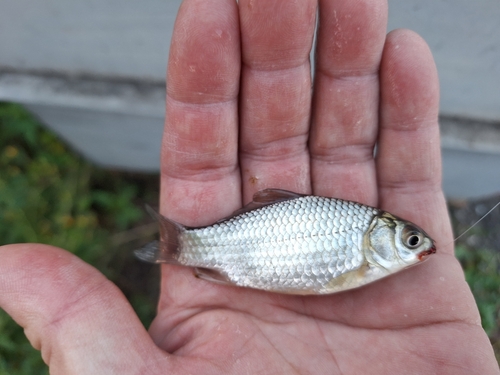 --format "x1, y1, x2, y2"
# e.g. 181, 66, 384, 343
135, 189, 436, 294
